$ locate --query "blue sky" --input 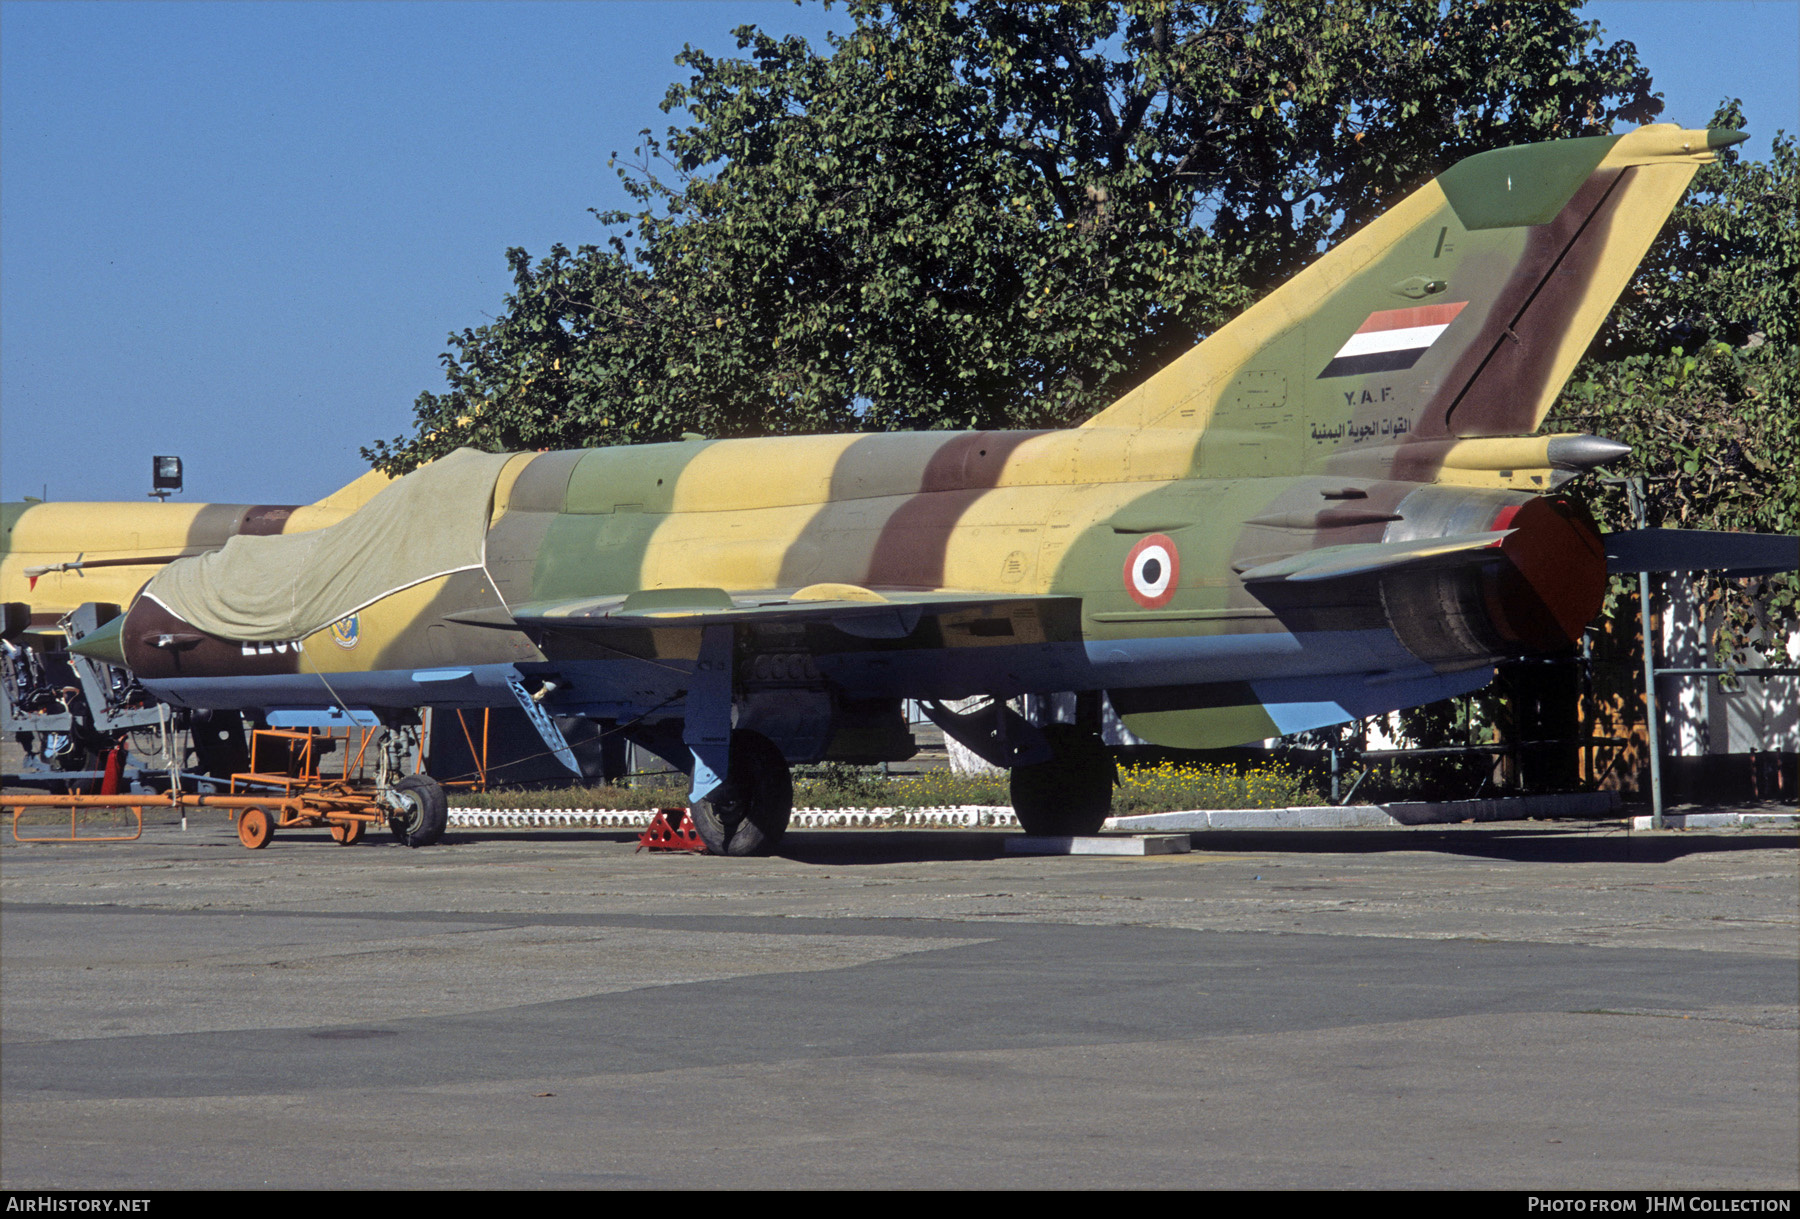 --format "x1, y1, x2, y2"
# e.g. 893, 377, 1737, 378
3, 0, 1795, 505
